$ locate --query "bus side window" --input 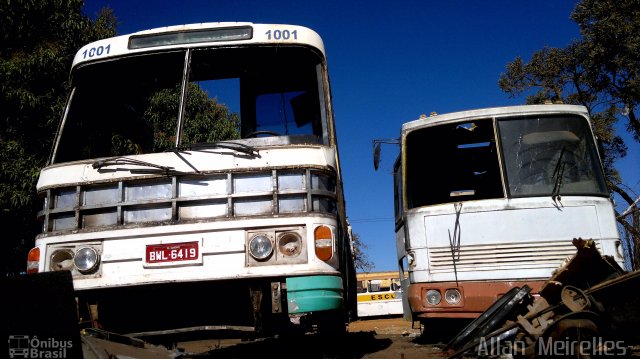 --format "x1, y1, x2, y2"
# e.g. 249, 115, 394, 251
357, 280, 368, 293
370, 280, 381, 292
379, 278, 391, 292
